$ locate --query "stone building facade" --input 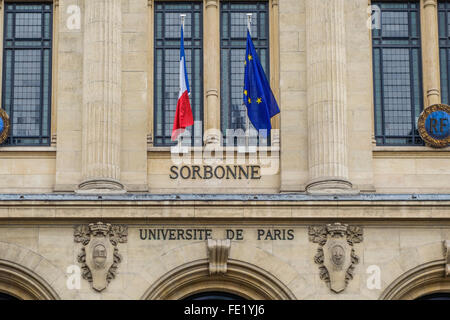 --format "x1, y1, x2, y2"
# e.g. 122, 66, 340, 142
0, 0, 449, 300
